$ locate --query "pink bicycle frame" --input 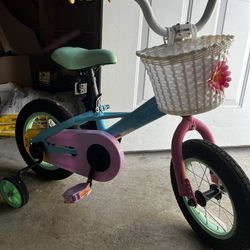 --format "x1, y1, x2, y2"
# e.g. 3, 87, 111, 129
171, 116, 215, 204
